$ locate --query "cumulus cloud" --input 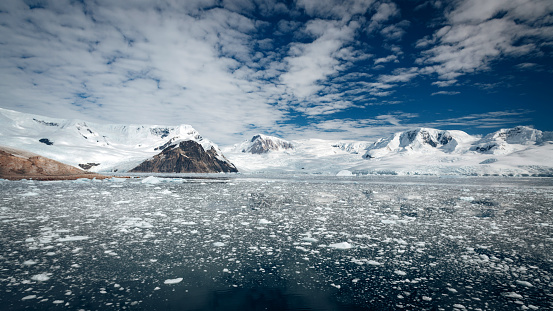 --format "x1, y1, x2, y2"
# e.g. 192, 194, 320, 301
418, 0, 553, 81
0, 0, 548, 144
431, 91, 460, 96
